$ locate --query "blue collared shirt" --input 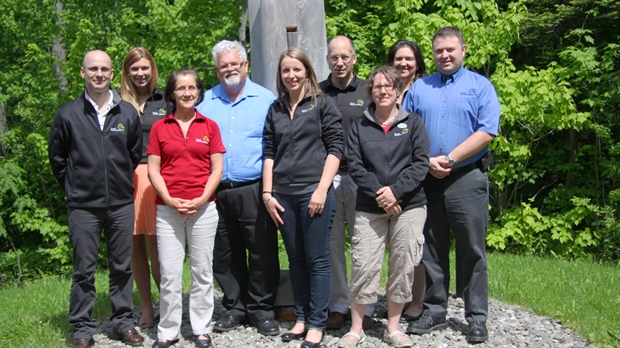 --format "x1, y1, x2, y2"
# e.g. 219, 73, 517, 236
403, 67, 500, 168
196, 78, 276, 182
